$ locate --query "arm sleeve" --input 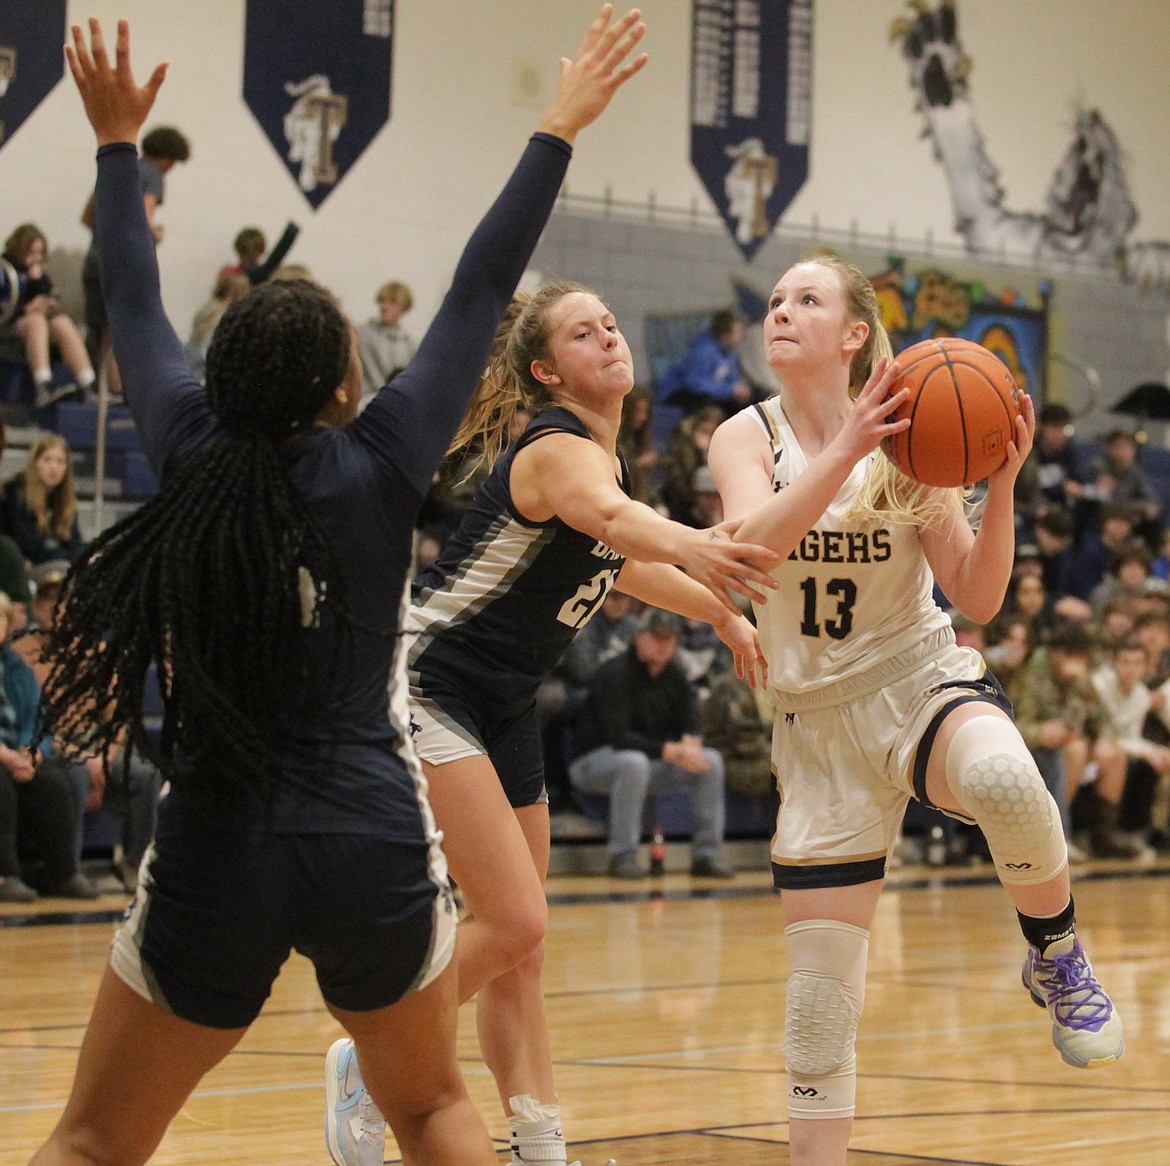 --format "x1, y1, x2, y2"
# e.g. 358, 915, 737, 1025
94, 143, 214, 478
355, 133, 571, 496
248, 221, 300, 285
